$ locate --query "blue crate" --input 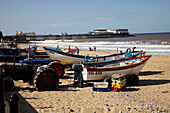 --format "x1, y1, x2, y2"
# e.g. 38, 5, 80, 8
92, 86, 108, 92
